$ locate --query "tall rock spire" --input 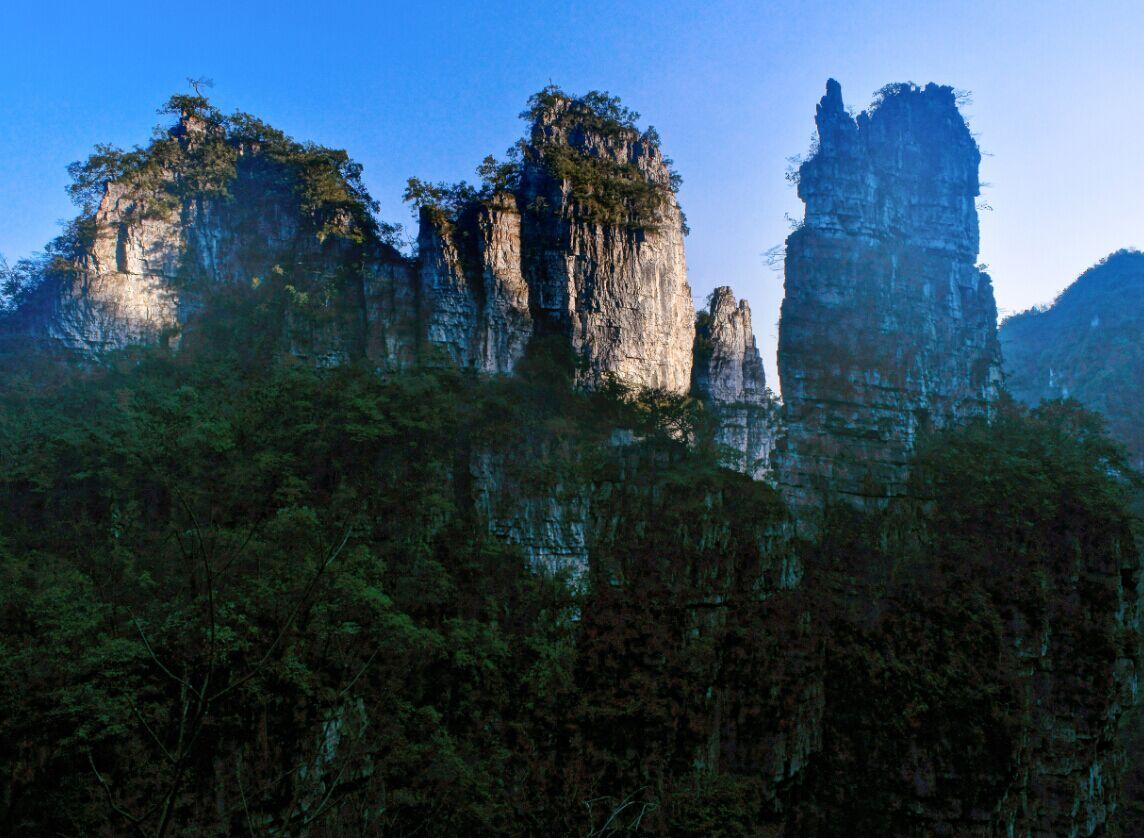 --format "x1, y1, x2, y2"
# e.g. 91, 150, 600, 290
776, 80, 1002, 515
693, 287, 776, 479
